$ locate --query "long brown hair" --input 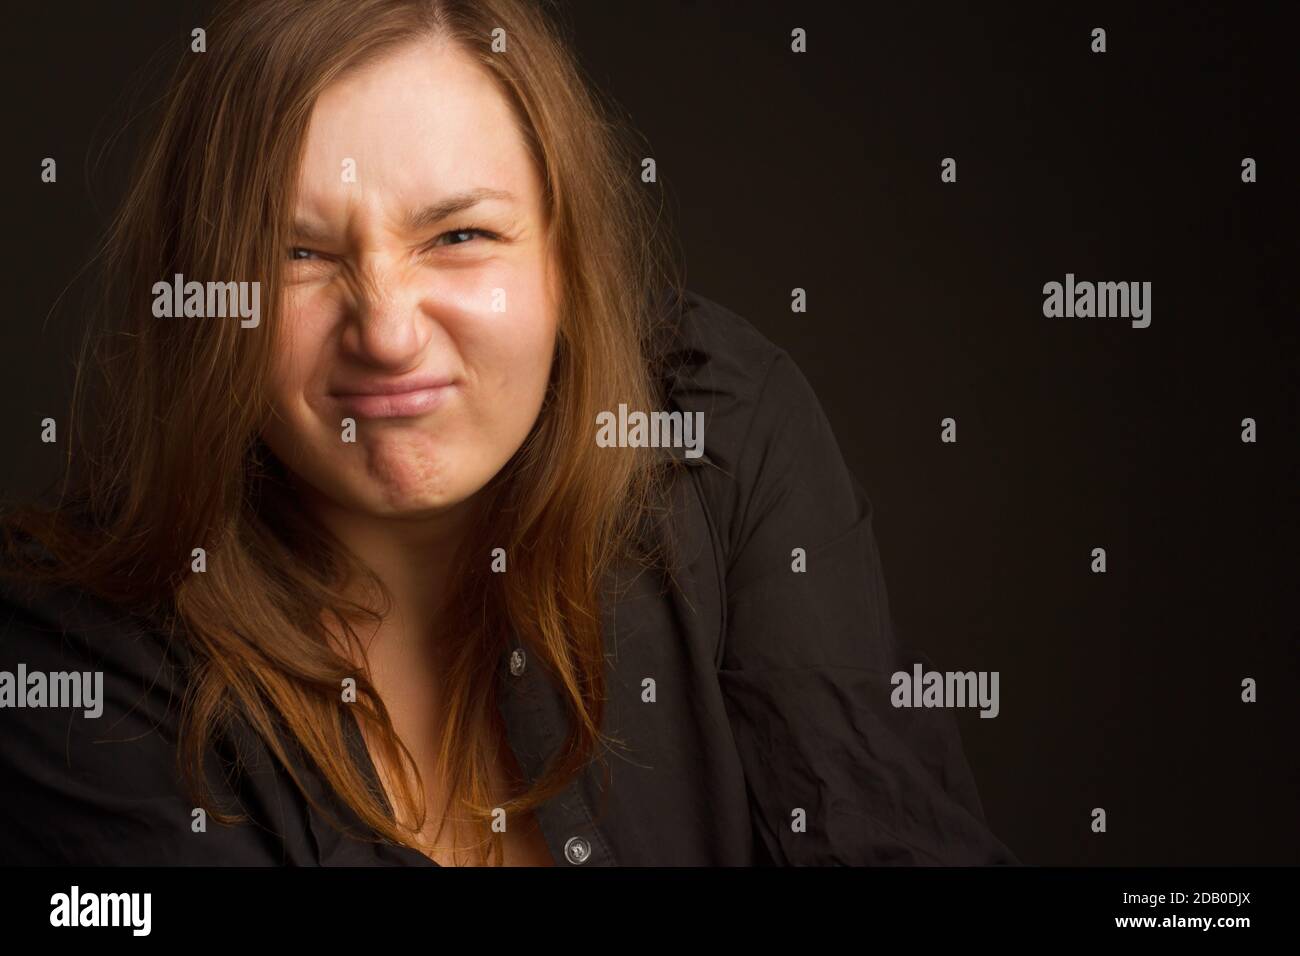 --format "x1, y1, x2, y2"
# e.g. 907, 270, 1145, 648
0, 0, 688, 865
